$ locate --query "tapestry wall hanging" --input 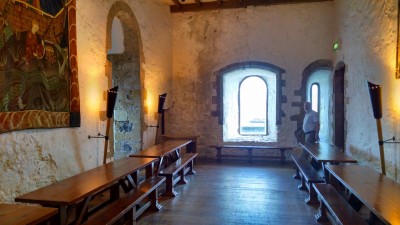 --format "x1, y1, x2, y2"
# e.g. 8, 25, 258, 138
0, 0, 80, 133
